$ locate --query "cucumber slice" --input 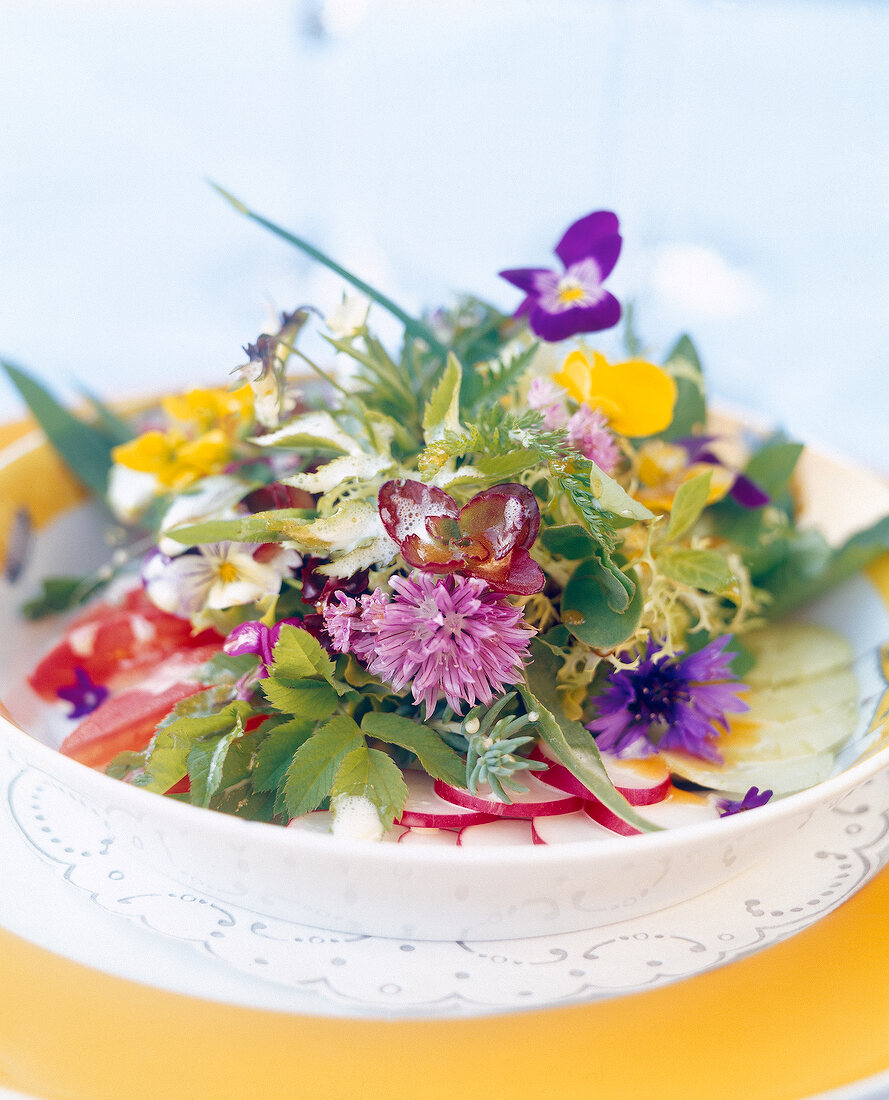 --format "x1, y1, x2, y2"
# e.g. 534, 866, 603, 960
743, 622, 854, 688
